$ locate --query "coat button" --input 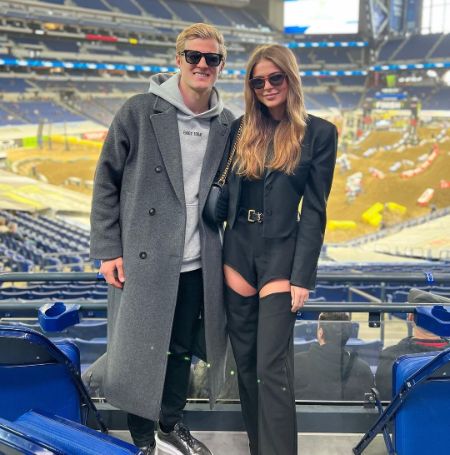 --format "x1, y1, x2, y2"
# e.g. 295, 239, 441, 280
149, 208, 156, 216
155, 166, 163, 173
139, 251, 147, 259
265, 184, 272, 192
266, 209, 272, 216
